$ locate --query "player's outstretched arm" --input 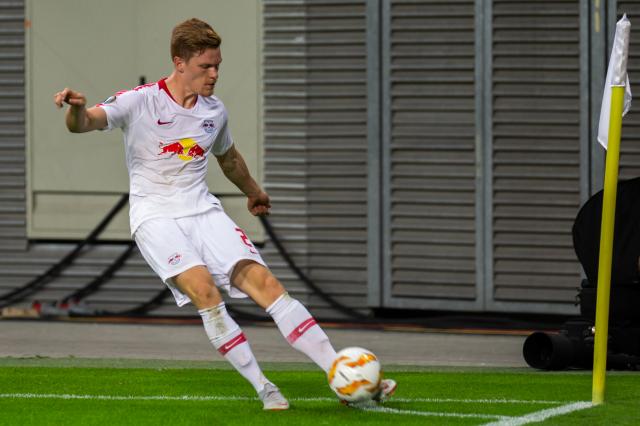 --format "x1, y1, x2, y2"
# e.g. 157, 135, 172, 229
53, 87, 107, 133
216, 145, 271, 216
